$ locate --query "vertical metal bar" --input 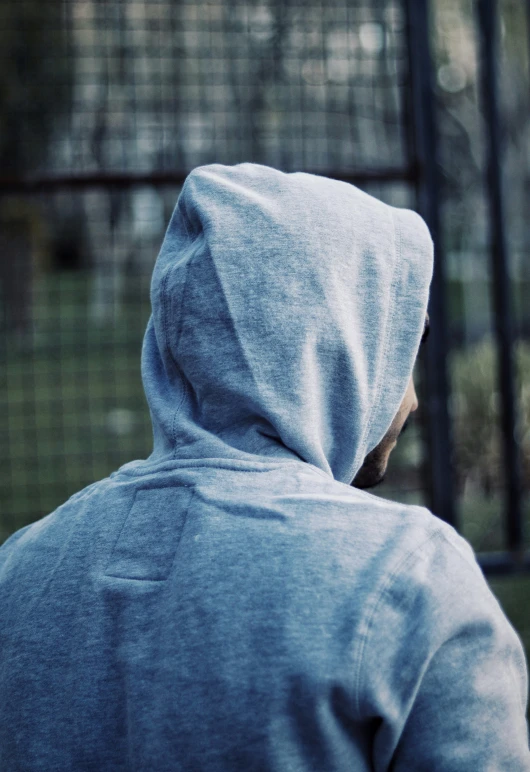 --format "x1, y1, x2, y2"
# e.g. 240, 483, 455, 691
526, 0, 530, 93
403, 0, 457, 527
476, 0, 523, 551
